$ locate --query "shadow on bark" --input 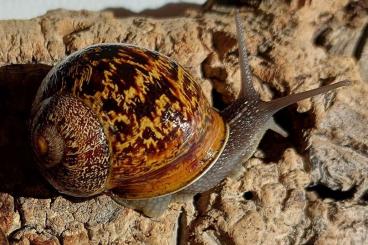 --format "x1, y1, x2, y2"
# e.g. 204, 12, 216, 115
103, 3, 201, 18
0, 64, 58, 198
